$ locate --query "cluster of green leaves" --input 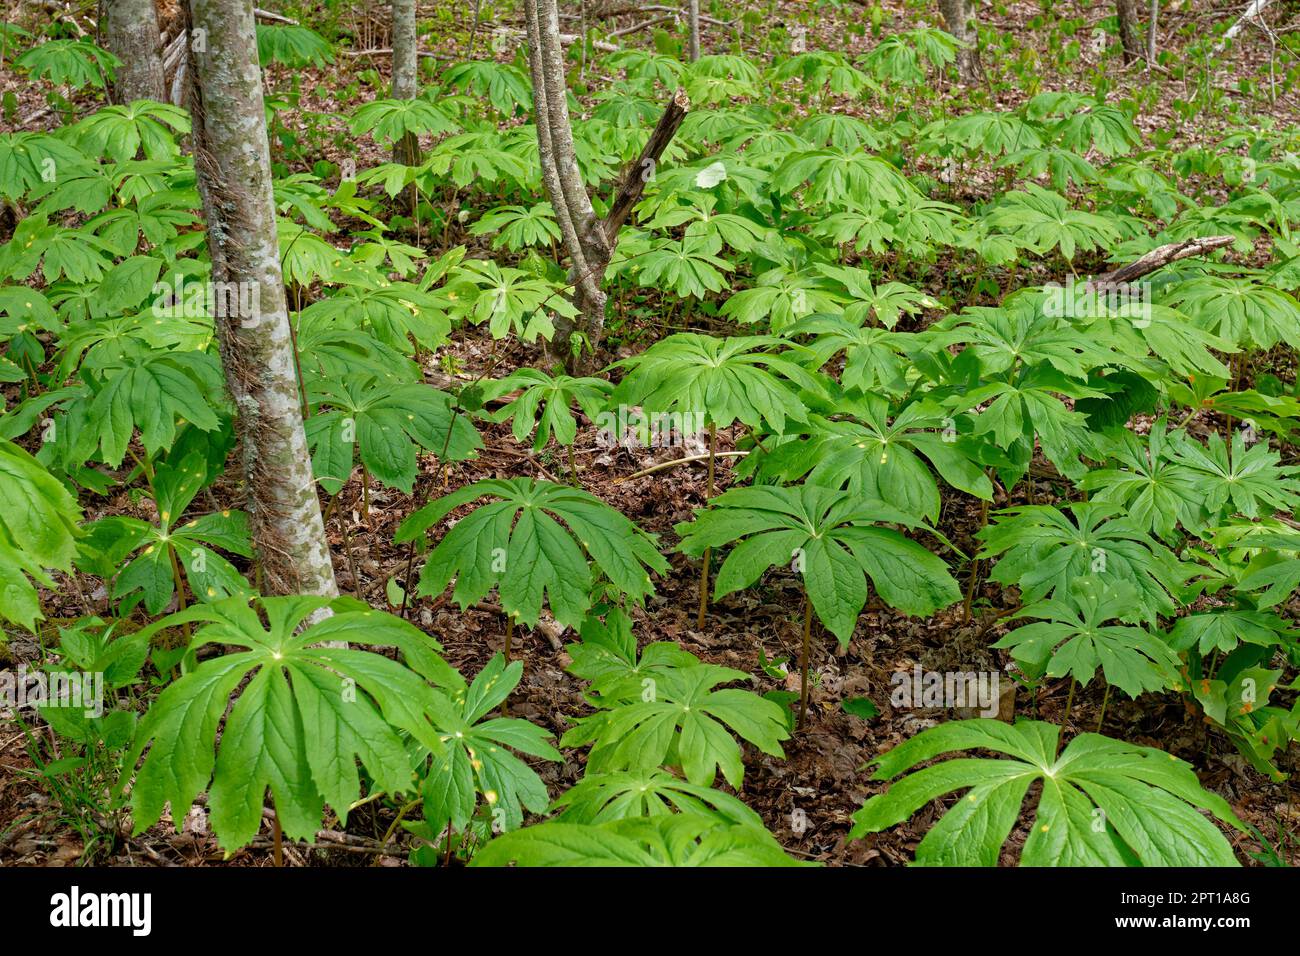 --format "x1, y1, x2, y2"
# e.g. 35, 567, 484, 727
396, 478, 669, 629
459, 606, 804, 866
849, 719, 1246, 866
561, 607, 790, 788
